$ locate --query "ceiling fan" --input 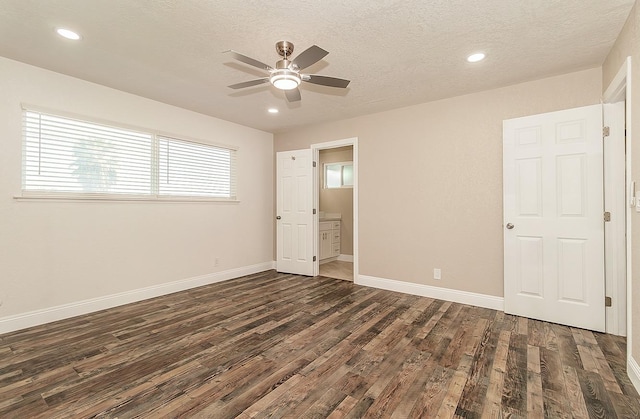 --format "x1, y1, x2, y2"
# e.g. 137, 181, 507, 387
225, 41, 350, 102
